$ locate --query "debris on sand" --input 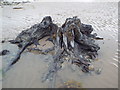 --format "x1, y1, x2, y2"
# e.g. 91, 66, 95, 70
0, 50, 10, 56
2, 16, 102, 83
13, 7, 23, 9
3, 16, 58, 72
58, 80, 82, 88
1, 40, 5, 43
